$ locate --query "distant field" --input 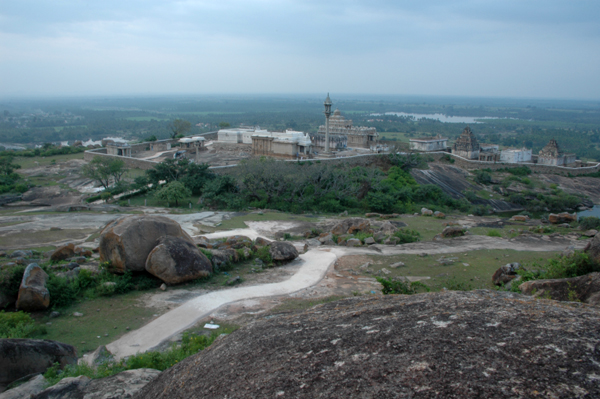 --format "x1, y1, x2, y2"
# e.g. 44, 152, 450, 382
378, 132, 411, 142
167, 111, 244, 116
15, 152, 85, 169
124, 116, 169, 121
53, 125, 87, 132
